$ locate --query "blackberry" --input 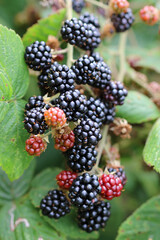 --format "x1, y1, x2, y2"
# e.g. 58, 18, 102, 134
108, 167, 127, 186
65, 144, 97, 173
86, 97, 106, 126
24, 107, 49, 135
24, 41, 52, 71
38, 67, 54, 96
103, 102, 115, 124
104, 81, 128, 105
72, 0, 85, 13
40, 189, 70, 219
68, 173, 101, 210
111, 8, 134, 32
91, 52, 103, 63
71, 55, 111, 89
61, 18, 101, 50
78, 201, 111, 232
25, 96, 46, 110
53, 89, 87, 122
74, 118, 102, 146
79, 12, 100, 28
38, 62, 75, 95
